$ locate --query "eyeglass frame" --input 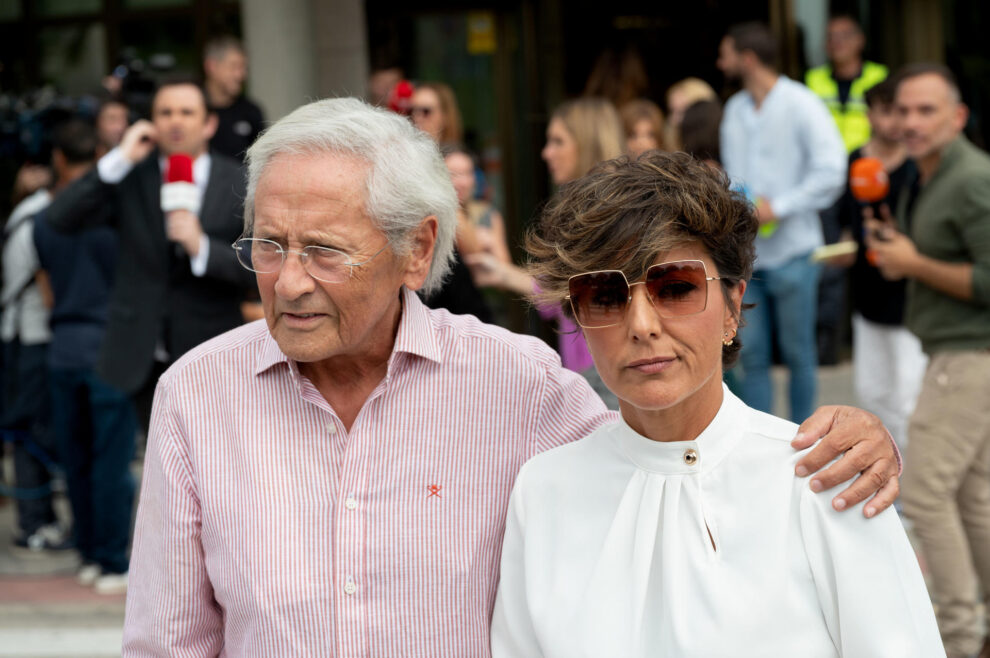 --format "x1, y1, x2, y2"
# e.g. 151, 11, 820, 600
564, 259, 723, 329
231, 236, 389, 283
